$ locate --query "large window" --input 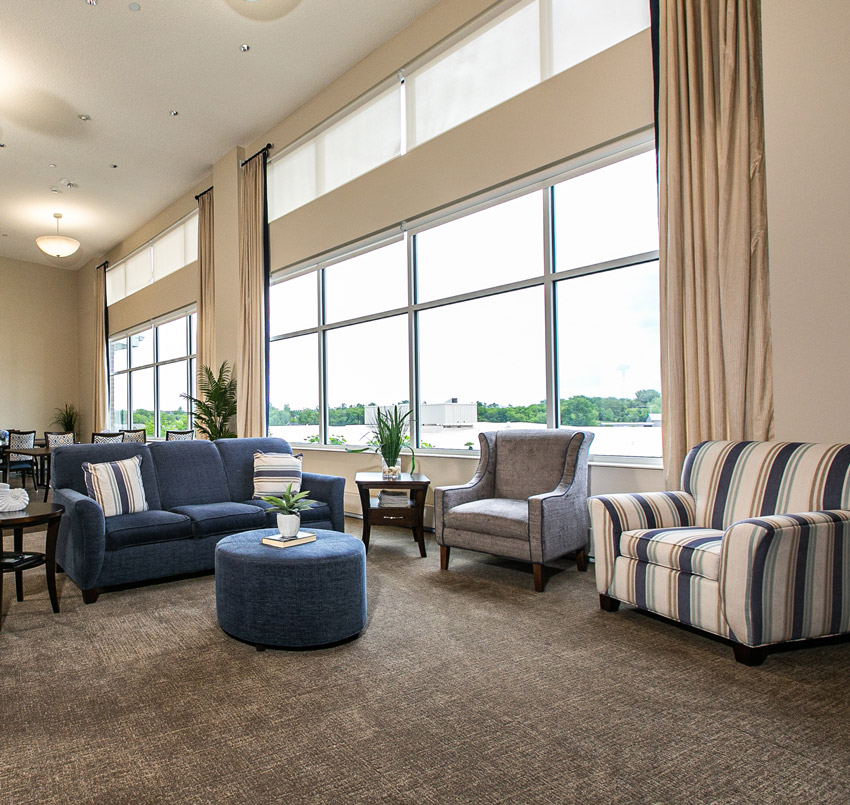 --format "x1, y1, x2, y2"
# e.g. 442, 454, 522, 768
269, 147, 661, 460
267, 0, 649, 220
106, 213, 199, 305
108, 310, 196, 437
